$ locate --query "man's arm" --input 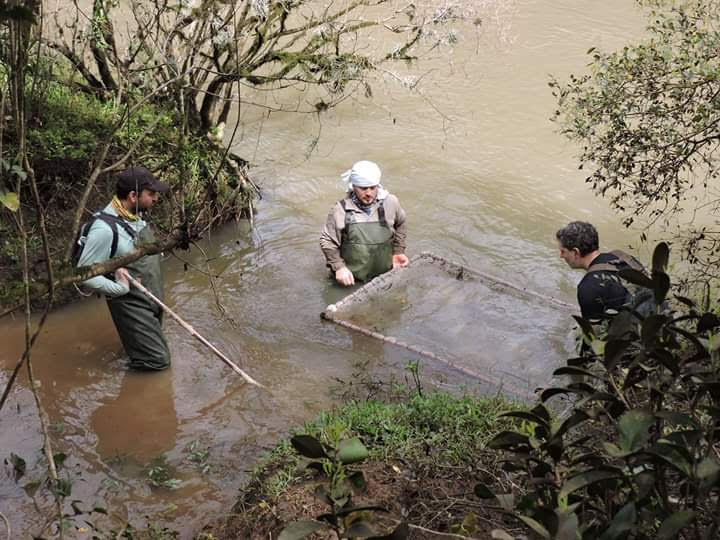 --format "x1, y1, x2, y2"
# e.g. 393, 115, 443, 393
390, 196, 407, 255
320, 204, 346, 272
77, 223, 130, 297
